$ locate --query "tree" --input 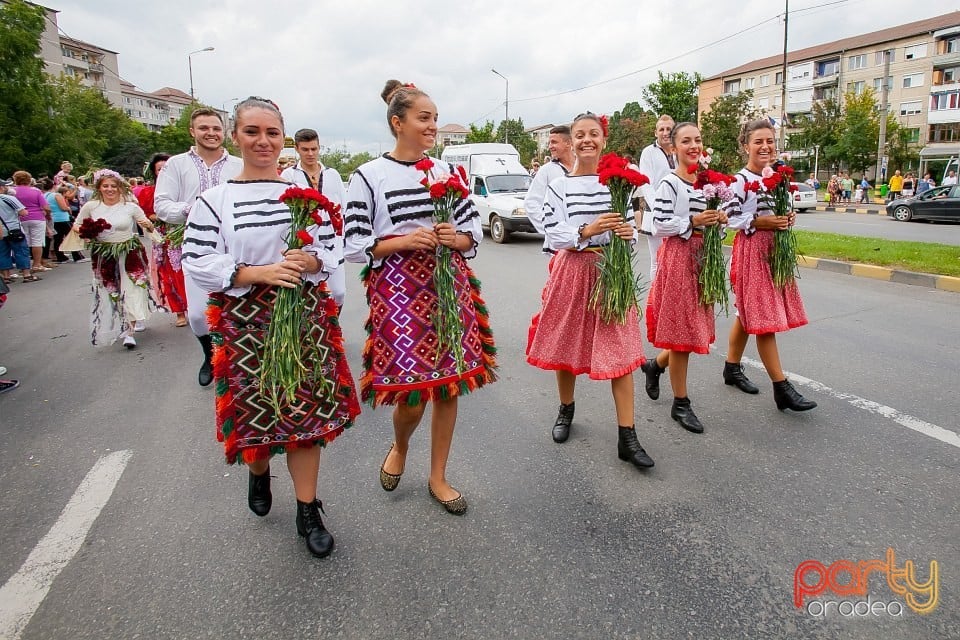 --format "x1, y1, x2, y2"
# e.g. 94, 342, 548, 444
789, 97, 843, 173
606, 101, 655, 158
466, 121, 496, 144
833, 89, 881, 175
886, 119, 919, 173
641, 71, 702, 122
0, 0, 56, 176
699, 90, 759, 174
494, 118, 537, 165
